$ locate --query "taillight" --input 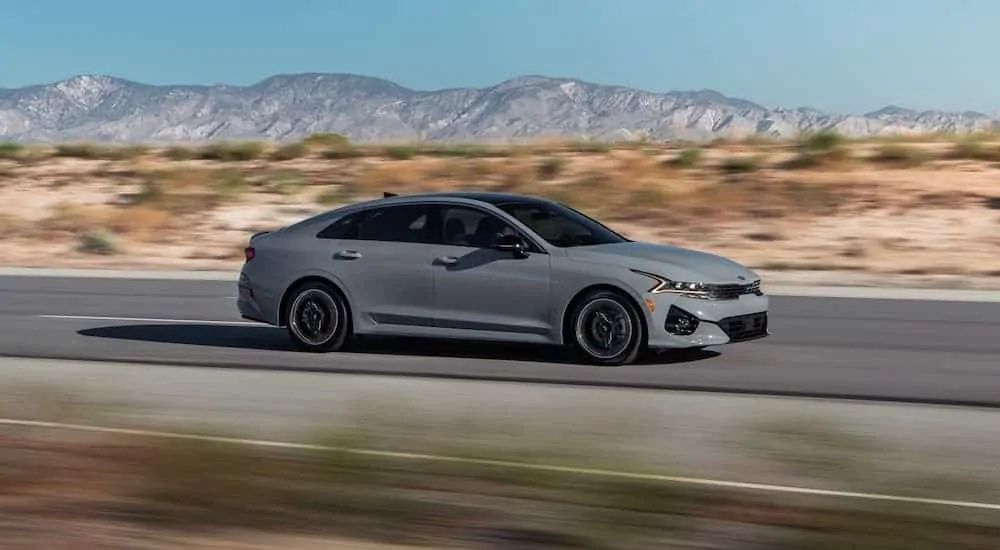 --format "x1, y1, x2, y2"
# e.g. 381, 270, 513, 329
244, 246, 255, 262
